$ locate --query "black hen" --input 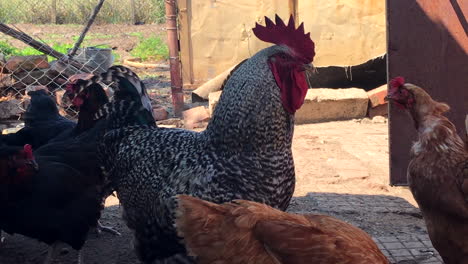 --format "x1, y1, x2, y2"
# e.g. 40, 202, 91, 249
0, 76, 115, 264
0, 126, 105, 263
71, 15, 314, 263
0, 90, 75, 149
